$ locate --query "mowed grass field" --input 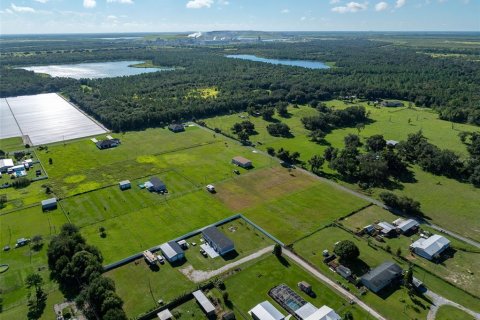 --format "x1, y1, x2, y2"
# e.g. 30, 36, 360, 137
204, 102, 480, 241
213, 167, 368, 244
0, 206, 68, 312
341, 205, 480, 297
36, 125, 272, 197
211, 255, 369, 319
435, 305, 477, 320
294, 226, 480, 318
